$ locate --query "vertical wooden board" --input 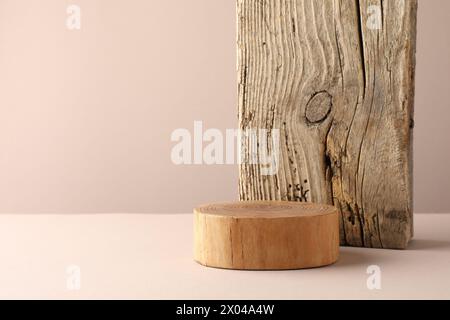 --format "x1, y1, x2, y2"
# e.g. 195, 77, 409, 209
237, 0, 417, 249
